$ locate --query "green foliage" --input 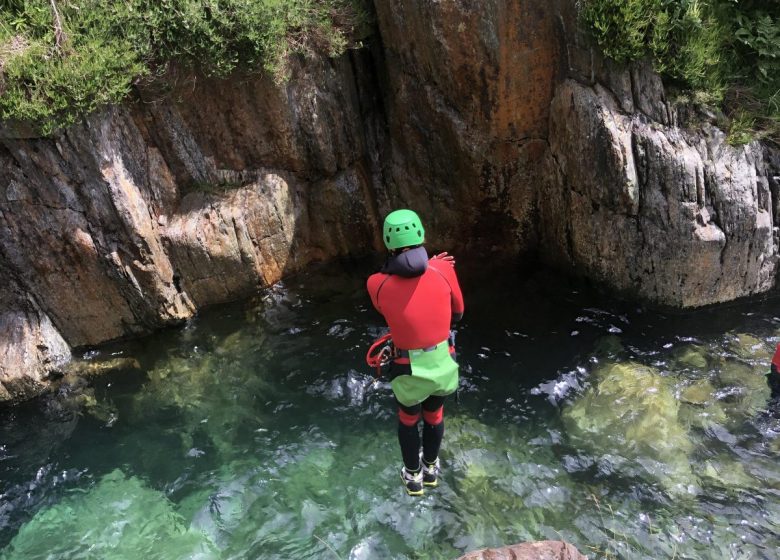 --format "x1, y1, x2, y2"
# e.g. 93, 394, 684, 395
727, 111, 756, 146
0, 0, 365, 135
580, 0, 780, 144
579, 0, 658, 62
